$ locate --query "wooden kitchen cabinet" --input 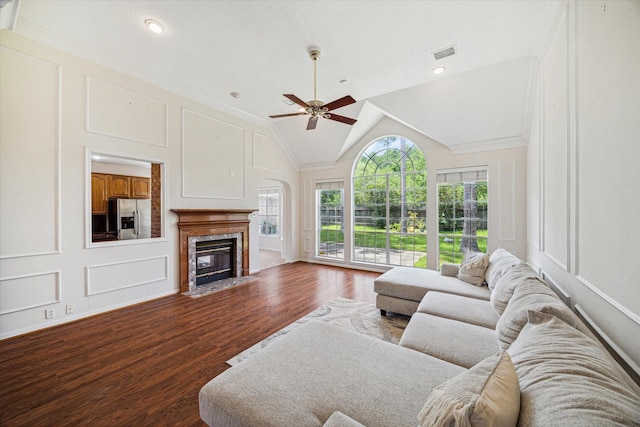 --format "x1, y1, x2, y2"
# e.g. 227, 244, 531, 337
107, 175, 130, 198
130, 176, 150, 199
91, 173, 108, 214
